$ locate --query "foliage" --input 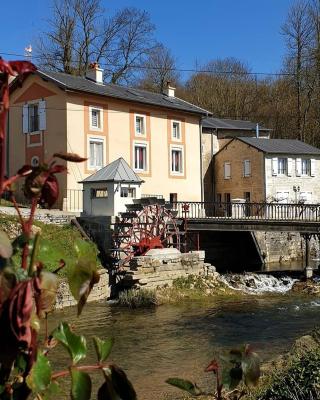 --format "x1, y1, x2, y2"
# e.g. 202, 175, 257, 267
173, 275, 207, 290
0, 215, 99, 276
166, 345, 260, 400
0, 61, 137, 399
118, 288, 159, 308
255, 349, 320, 400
